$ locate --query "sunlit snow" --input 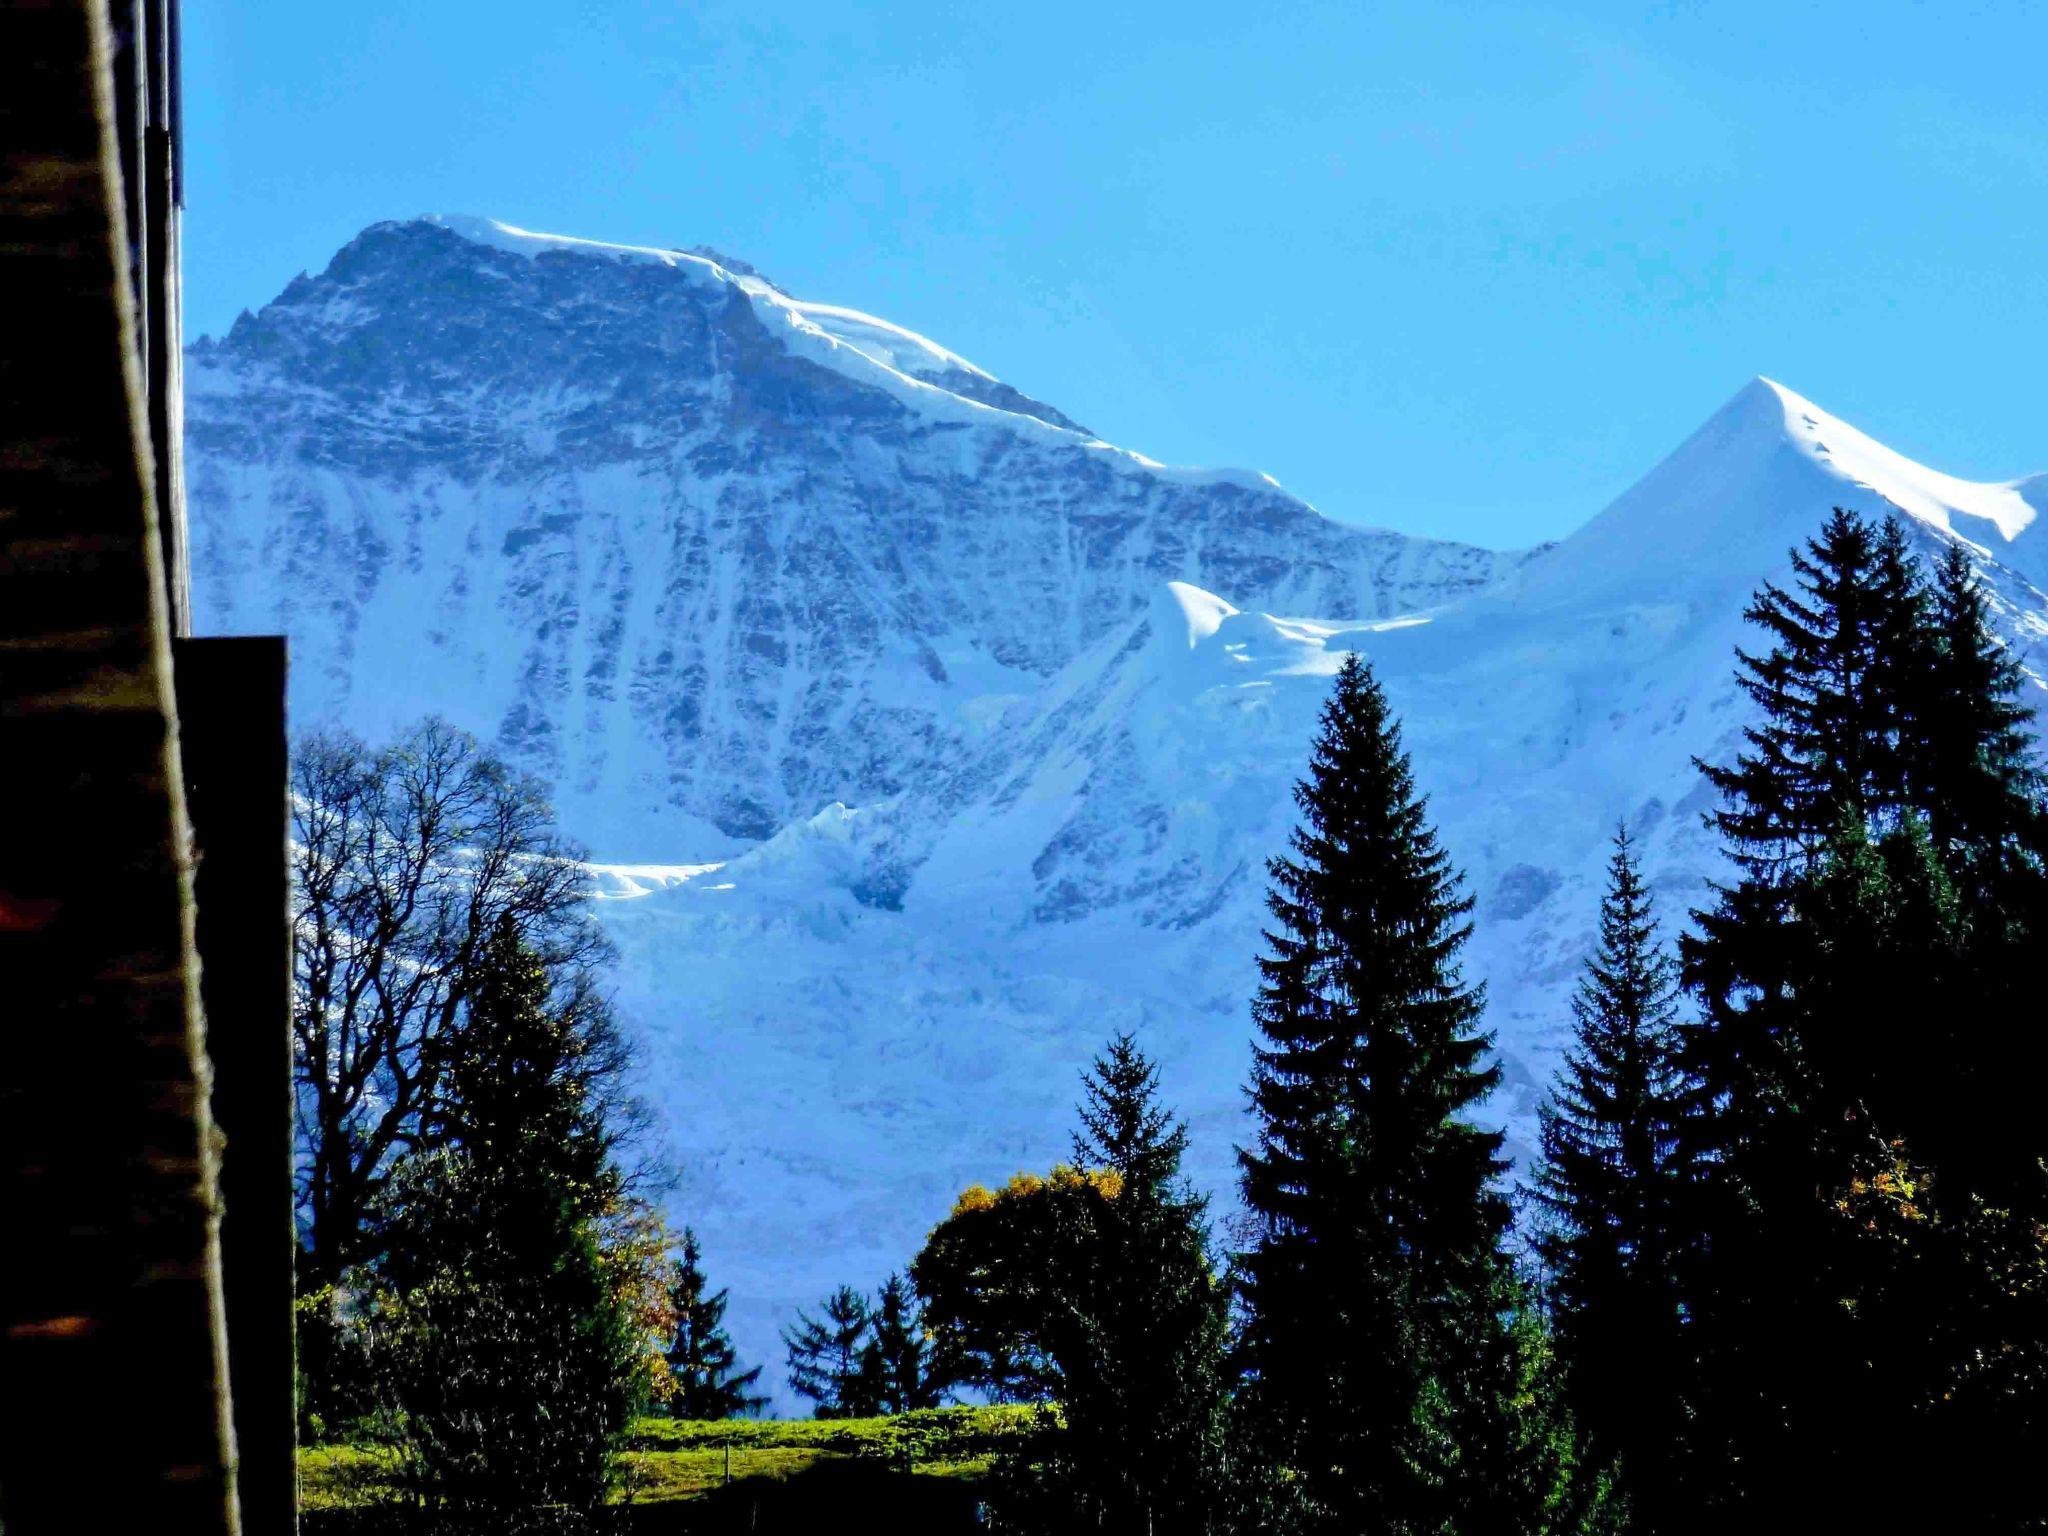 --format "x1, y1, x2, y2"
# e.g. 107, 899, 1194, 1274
187, 219, 2048, 1406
